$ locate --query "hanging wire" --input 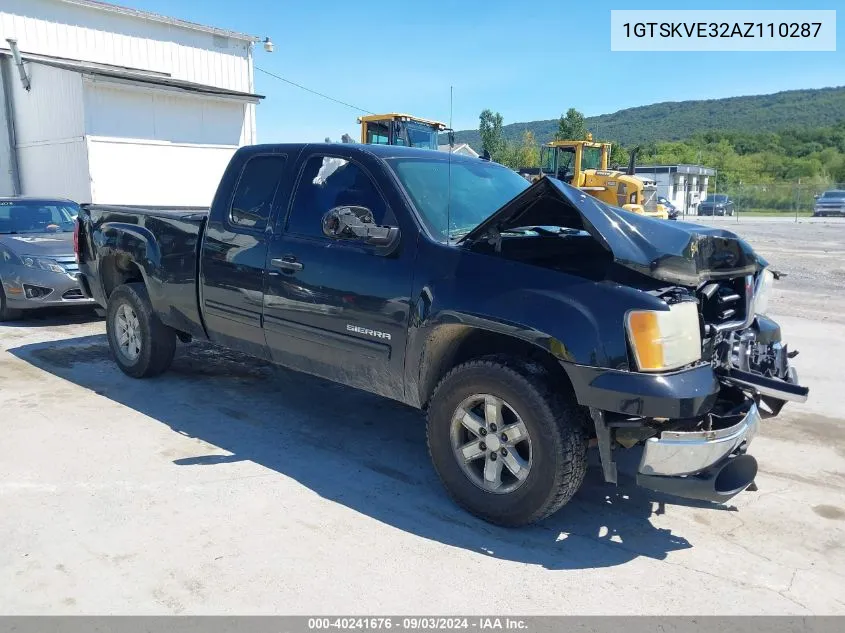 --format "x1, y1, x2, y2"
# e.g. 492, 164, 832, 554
254, 66, 375, 115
